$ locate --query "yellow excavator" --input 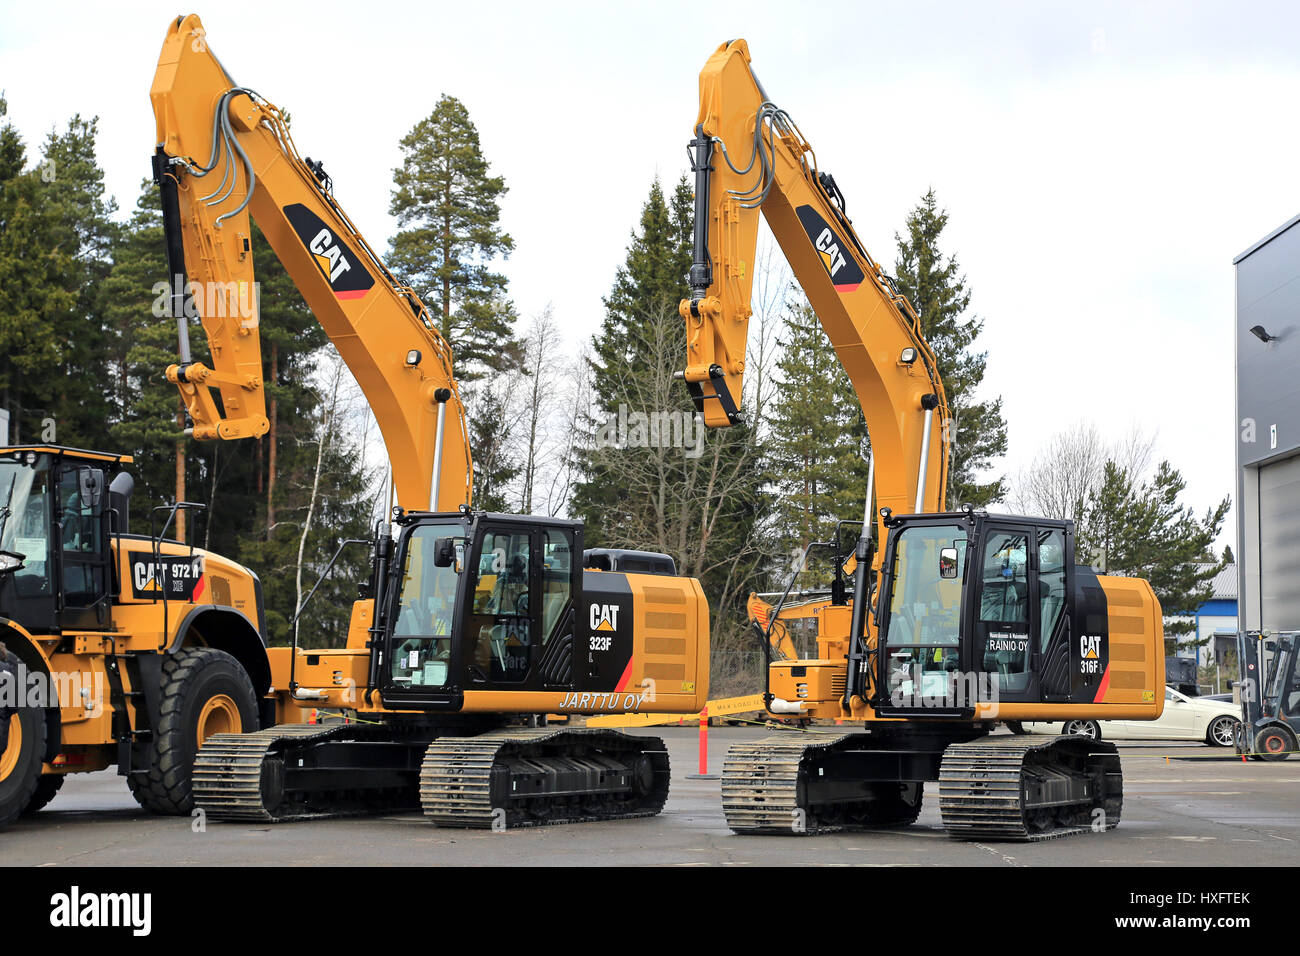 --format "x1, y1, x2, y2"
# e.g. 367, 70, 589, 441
680, 40, 1164, 839
5, 14, 714, 830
